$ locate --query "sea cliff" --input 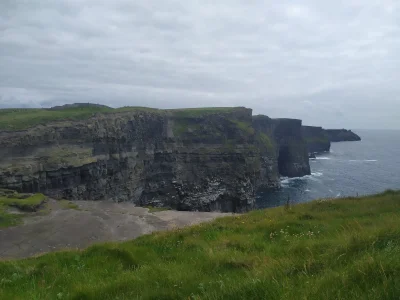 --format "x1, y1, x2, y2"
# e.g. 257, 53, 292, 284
0, 106, 311, 212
